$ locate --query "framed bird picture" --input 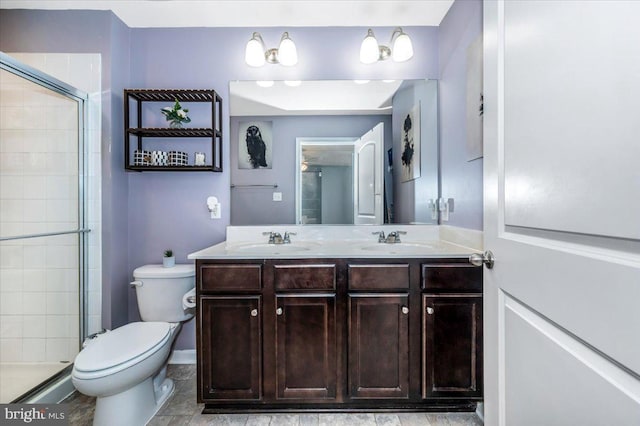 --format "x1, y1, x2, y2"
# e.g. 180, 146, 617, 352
238, 121, 273, 169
